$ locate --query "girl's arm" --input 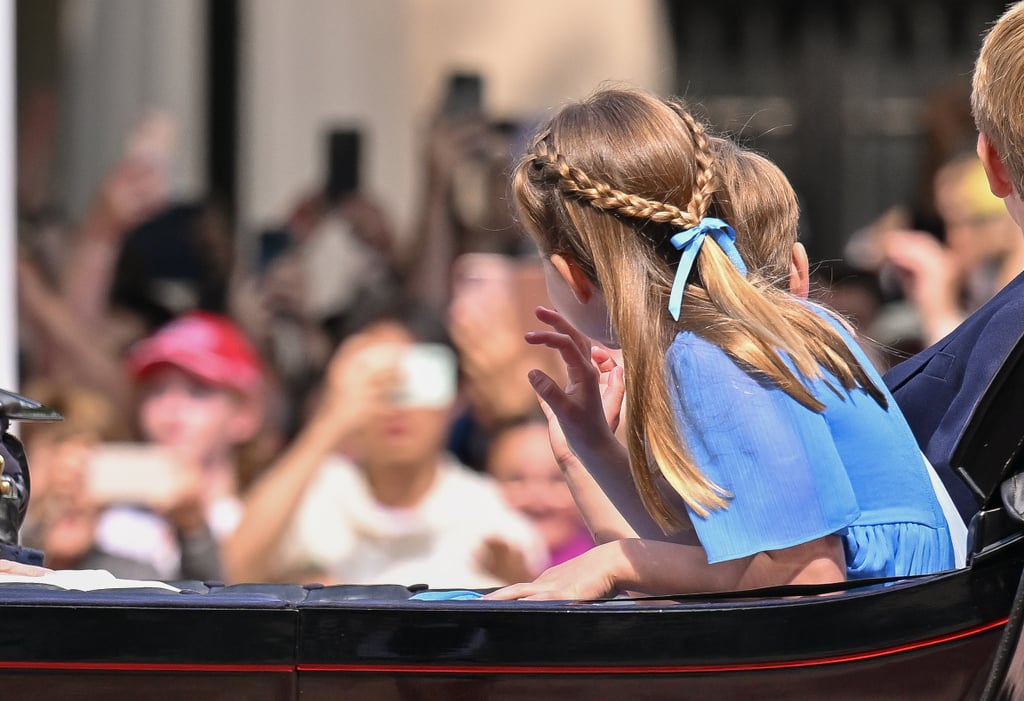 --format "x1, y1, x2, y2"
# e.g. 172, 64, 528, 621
538, 390, 679, 544
485, 534, 846, 600
526, 307, 691, 544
